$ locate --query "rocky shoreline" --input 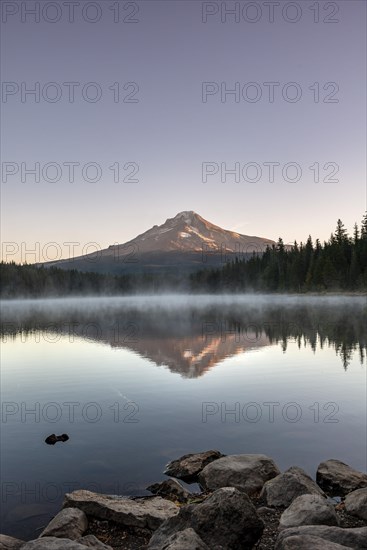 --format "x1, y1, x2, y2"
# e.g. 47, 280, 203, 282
1, 452, 366, 549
